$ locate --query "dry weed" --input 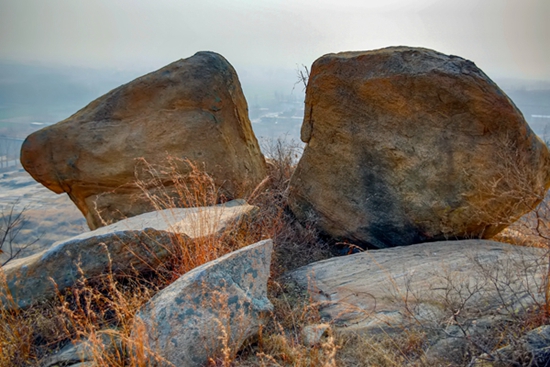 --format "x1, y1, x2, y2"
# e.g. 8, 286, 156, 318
0, 286, 66, 367
40, 139, 325, 366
